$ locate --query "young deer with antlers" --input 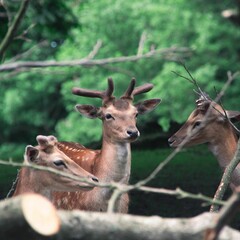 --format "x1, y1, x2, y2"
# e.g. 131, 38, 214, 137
53, 78, 160, 212
11, 135, 98, 200
168, 93, 240, 189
